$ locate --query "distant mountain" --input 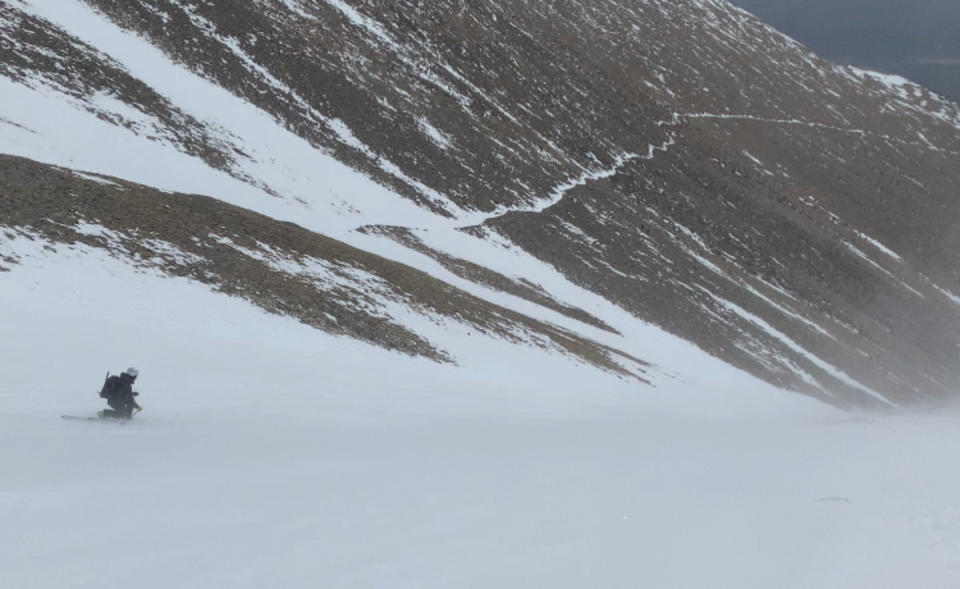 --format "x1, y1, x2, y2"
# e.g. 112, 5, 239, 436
2, 0, 959, 408
729, 0, 960, 101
